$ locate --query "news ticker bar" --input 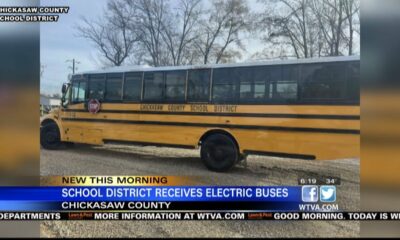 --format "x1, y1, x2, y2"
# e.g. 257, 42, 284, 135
0, 212, 398, 221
